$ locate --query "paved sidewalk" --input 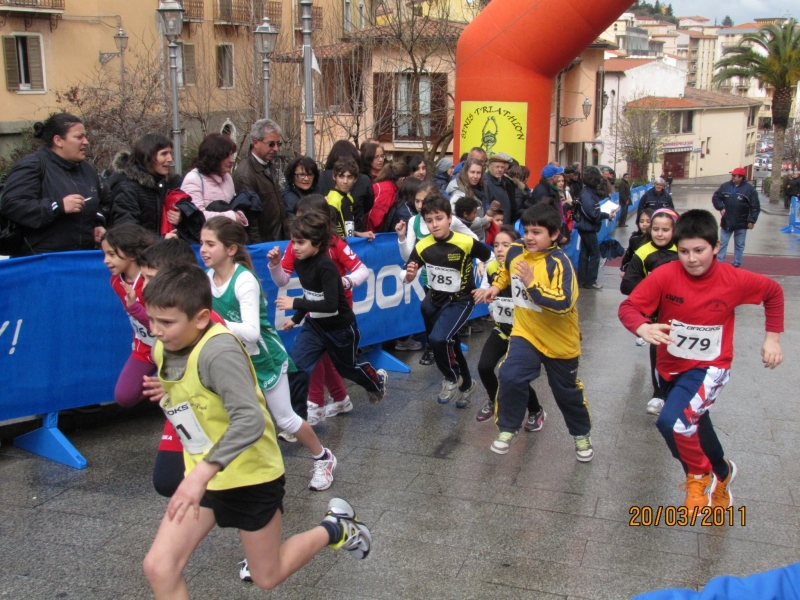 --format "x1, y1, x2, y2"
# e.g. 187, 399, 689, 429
2, 191, 798, 599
